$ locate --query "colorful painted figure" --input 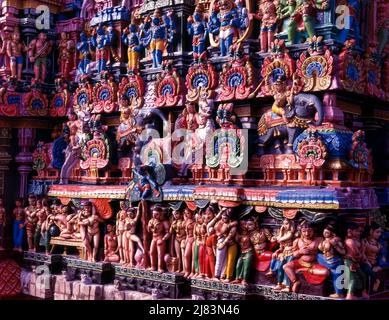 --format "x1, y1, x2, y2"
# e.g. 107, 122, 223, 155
147, 205, 170, 272
255, 0, 279, 53
183, 208, 196, 278
33, 199, 49, 252
76, 33, 92, 77
122, 18, 143, 72
204, 204, 218, 278
58, 32, 75, 80
28, 32, 53, 83
140, 9, 171, 68
104, 224, 120, 263
187, 4, 208, 64
124, 207, 144, 267
193, 212, 207, 278
169, 209, 186, 272
24, 195, 38, 252
232, 220, 254, 285
344, 223, 369, 299
317, 224, 346, 298
361, 222, 383, 293
209, 0, 241, 56
12, 198, 25, 252
6, 28, 27, 81
283, 221, 330, 293
116, 201, 128, 263
90, 25, 113, 74
212, 207, 238, 282
266, 218, 295, 291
